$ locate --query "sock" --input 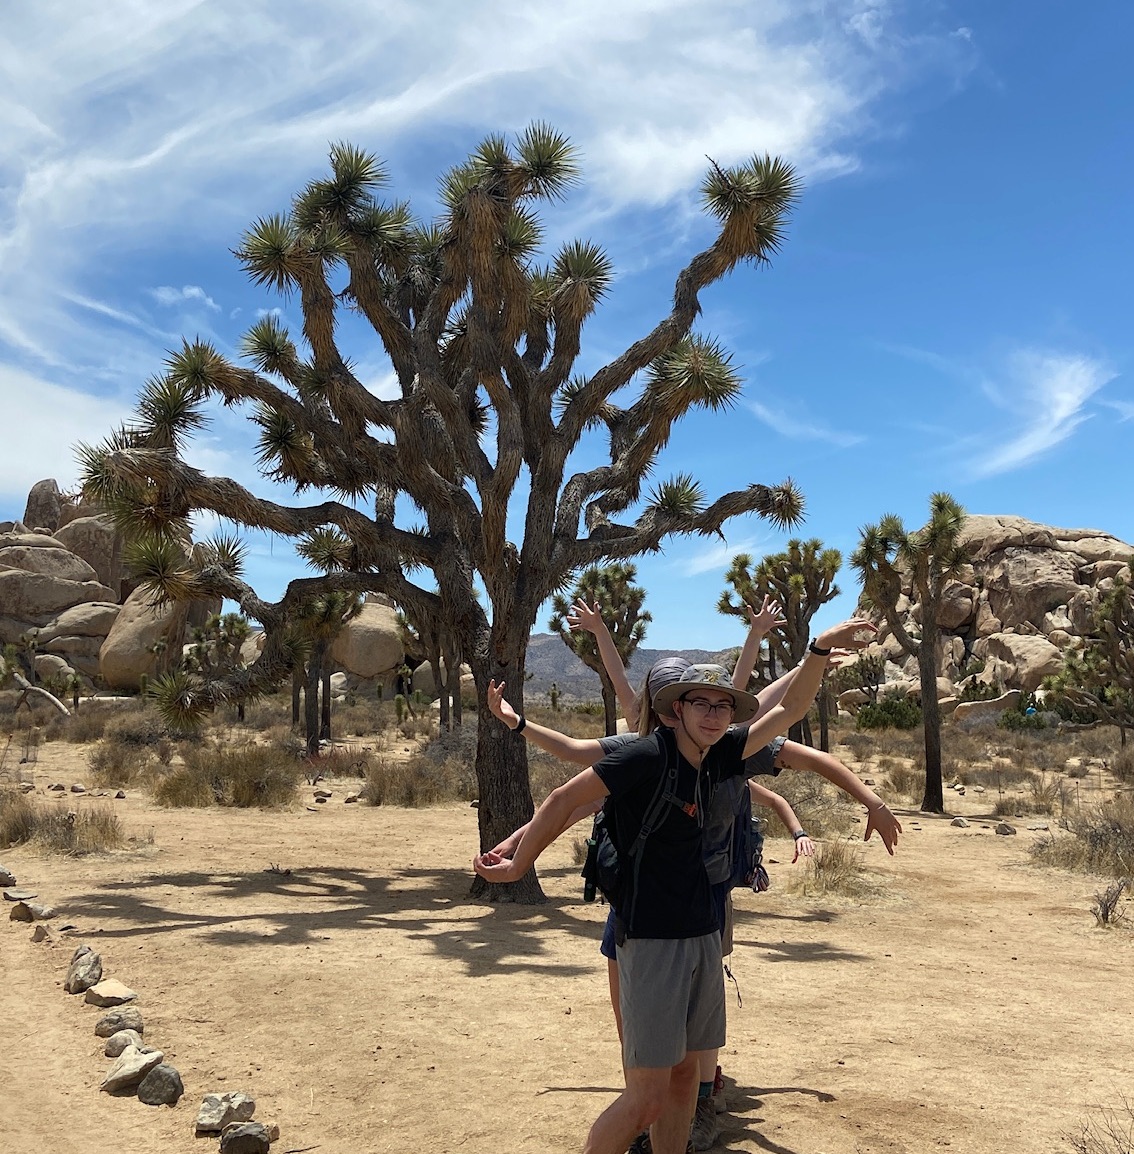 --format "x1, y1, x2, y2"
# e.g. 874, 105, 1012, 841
697, 1081, 714, 1100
